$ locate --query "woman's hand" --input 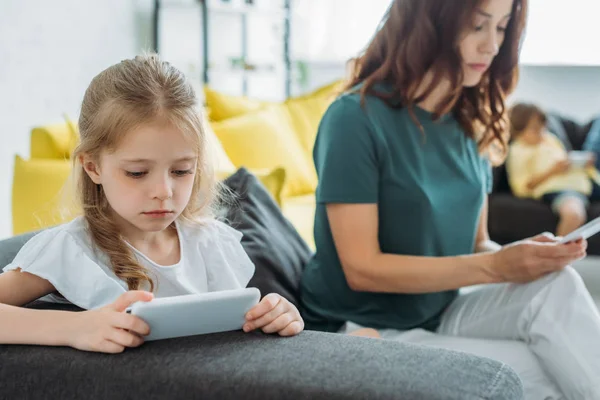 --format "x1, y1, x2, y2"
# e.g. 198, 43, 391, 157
243, 293, 304, 337
65, 291, 153, 353
486, 233, 586, 283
